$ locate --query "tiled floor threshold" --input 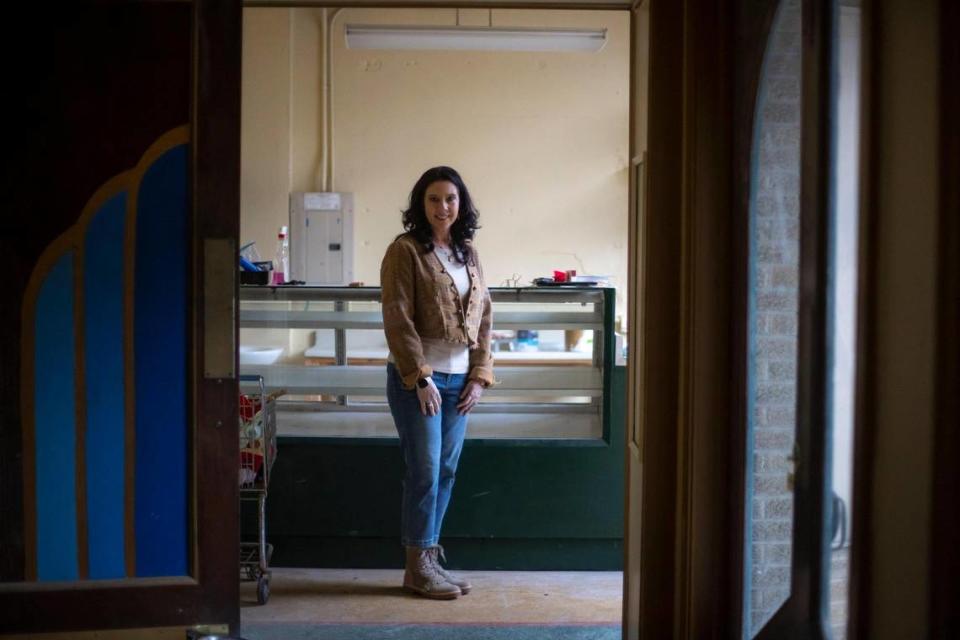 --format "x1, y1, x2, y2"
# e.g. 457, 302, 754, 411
240, 568, 623, 640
